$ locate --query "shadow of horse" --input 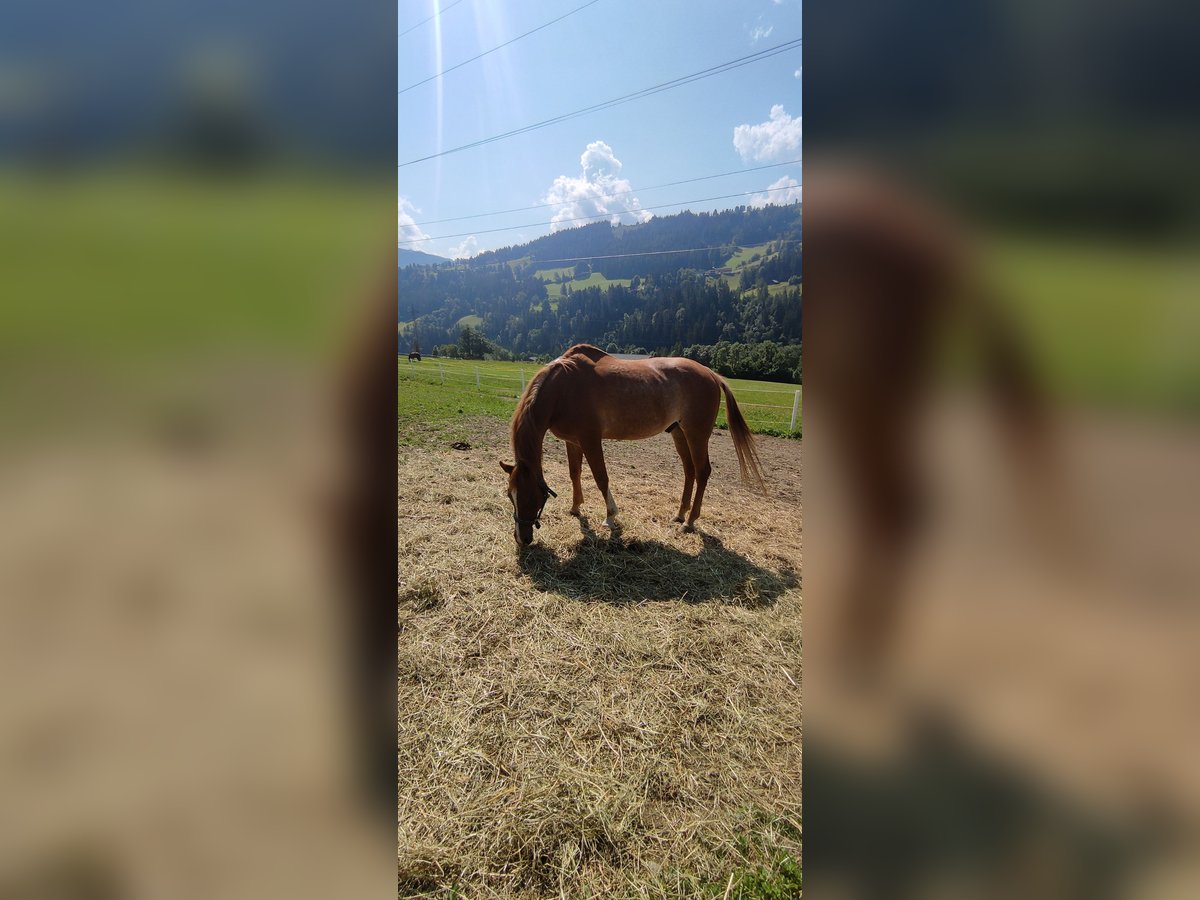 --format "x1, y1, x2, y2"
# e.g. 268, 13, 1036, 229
518, 518, 797, 607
